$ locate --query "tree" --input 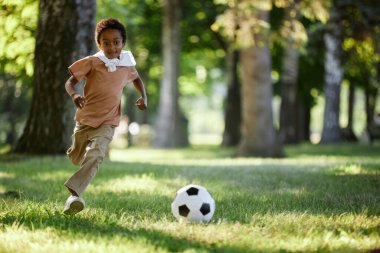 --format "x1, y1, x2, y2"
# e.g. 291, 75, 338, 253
154, 0, 189, 147
274, 0, 329, 144
278, 0, 302, 144
14, 0, 96, 154
237, 10, 283, 157
320, 1, 344, 144
222, 48, 241, 146
293, 21, 326, 141
340, 0, 380, 142
207, 3, 241, 147
213, 0, 283, 157
319, 0, 380, 143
